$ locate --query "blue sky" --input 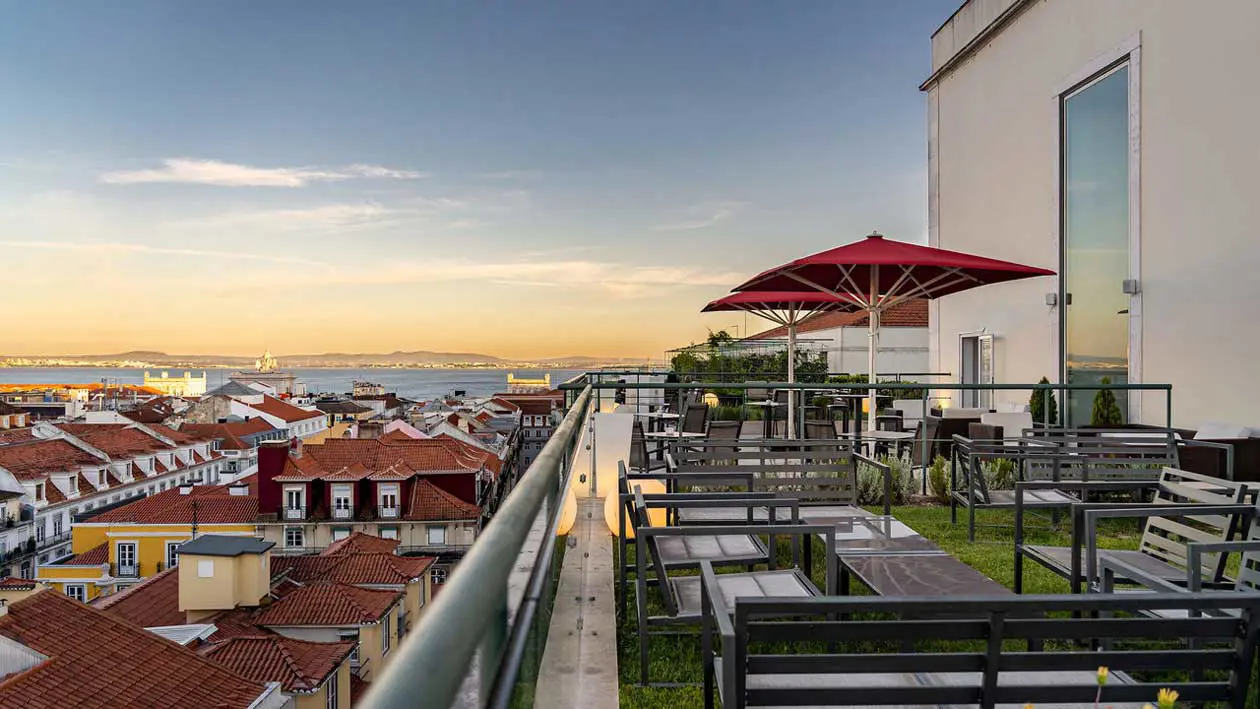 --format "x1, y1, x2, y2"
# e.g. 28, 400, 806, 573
0, 0, 956, 359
